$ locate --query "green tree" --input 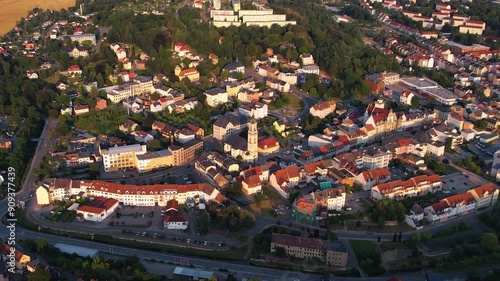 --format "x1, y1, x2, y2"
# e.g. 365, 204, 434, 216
411, 96, 420, 107
196, 211, 211, 235
481, 233, 498, 253
288, 190, 301, 204
475, 119, 487, 129
36, 238, 48, 253
274, 246, 287, 257
148, 139, 162, 151
28, 267, 51, 281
